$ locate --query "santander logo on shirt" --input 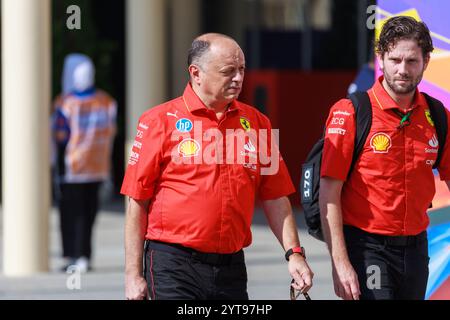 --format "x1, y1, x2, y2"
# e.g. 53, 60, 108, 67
429, 134, 439, 148
425, 134, 439, 154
